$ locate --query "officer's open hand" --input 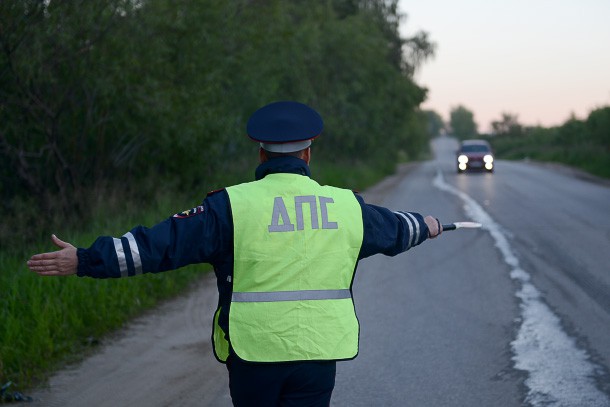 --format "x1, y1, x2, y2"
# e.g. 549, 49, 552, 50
424, 216, 442, 239
27, 234, 78, 276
